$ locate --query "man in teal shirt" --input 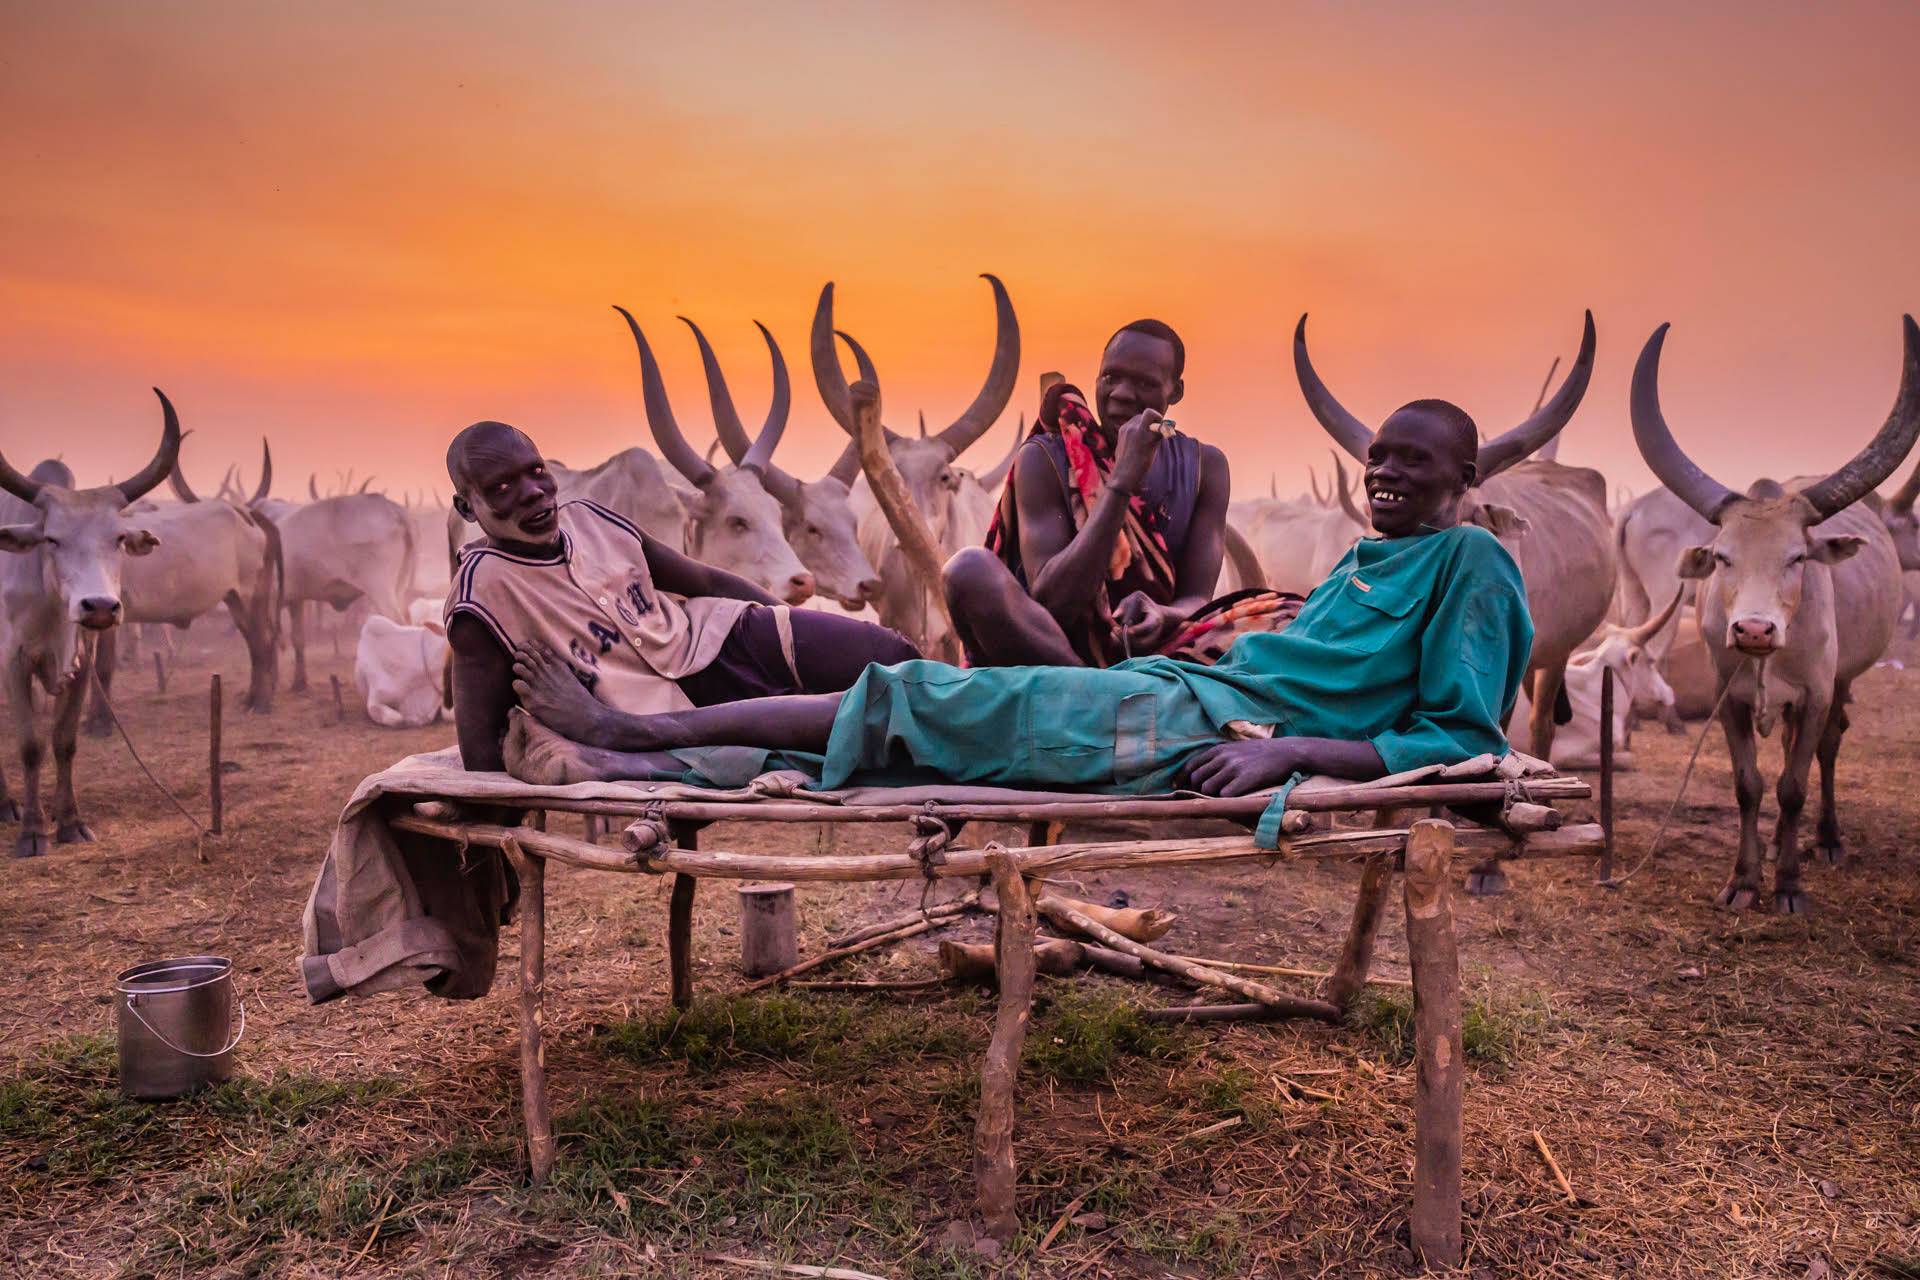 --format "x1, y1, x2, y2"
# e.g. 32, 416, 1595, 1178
505, 399, 1533, 829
